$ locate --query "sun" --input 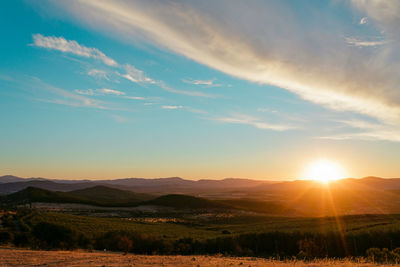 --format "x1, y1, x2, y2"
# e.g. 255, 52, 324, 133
303, 159, 348, 184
